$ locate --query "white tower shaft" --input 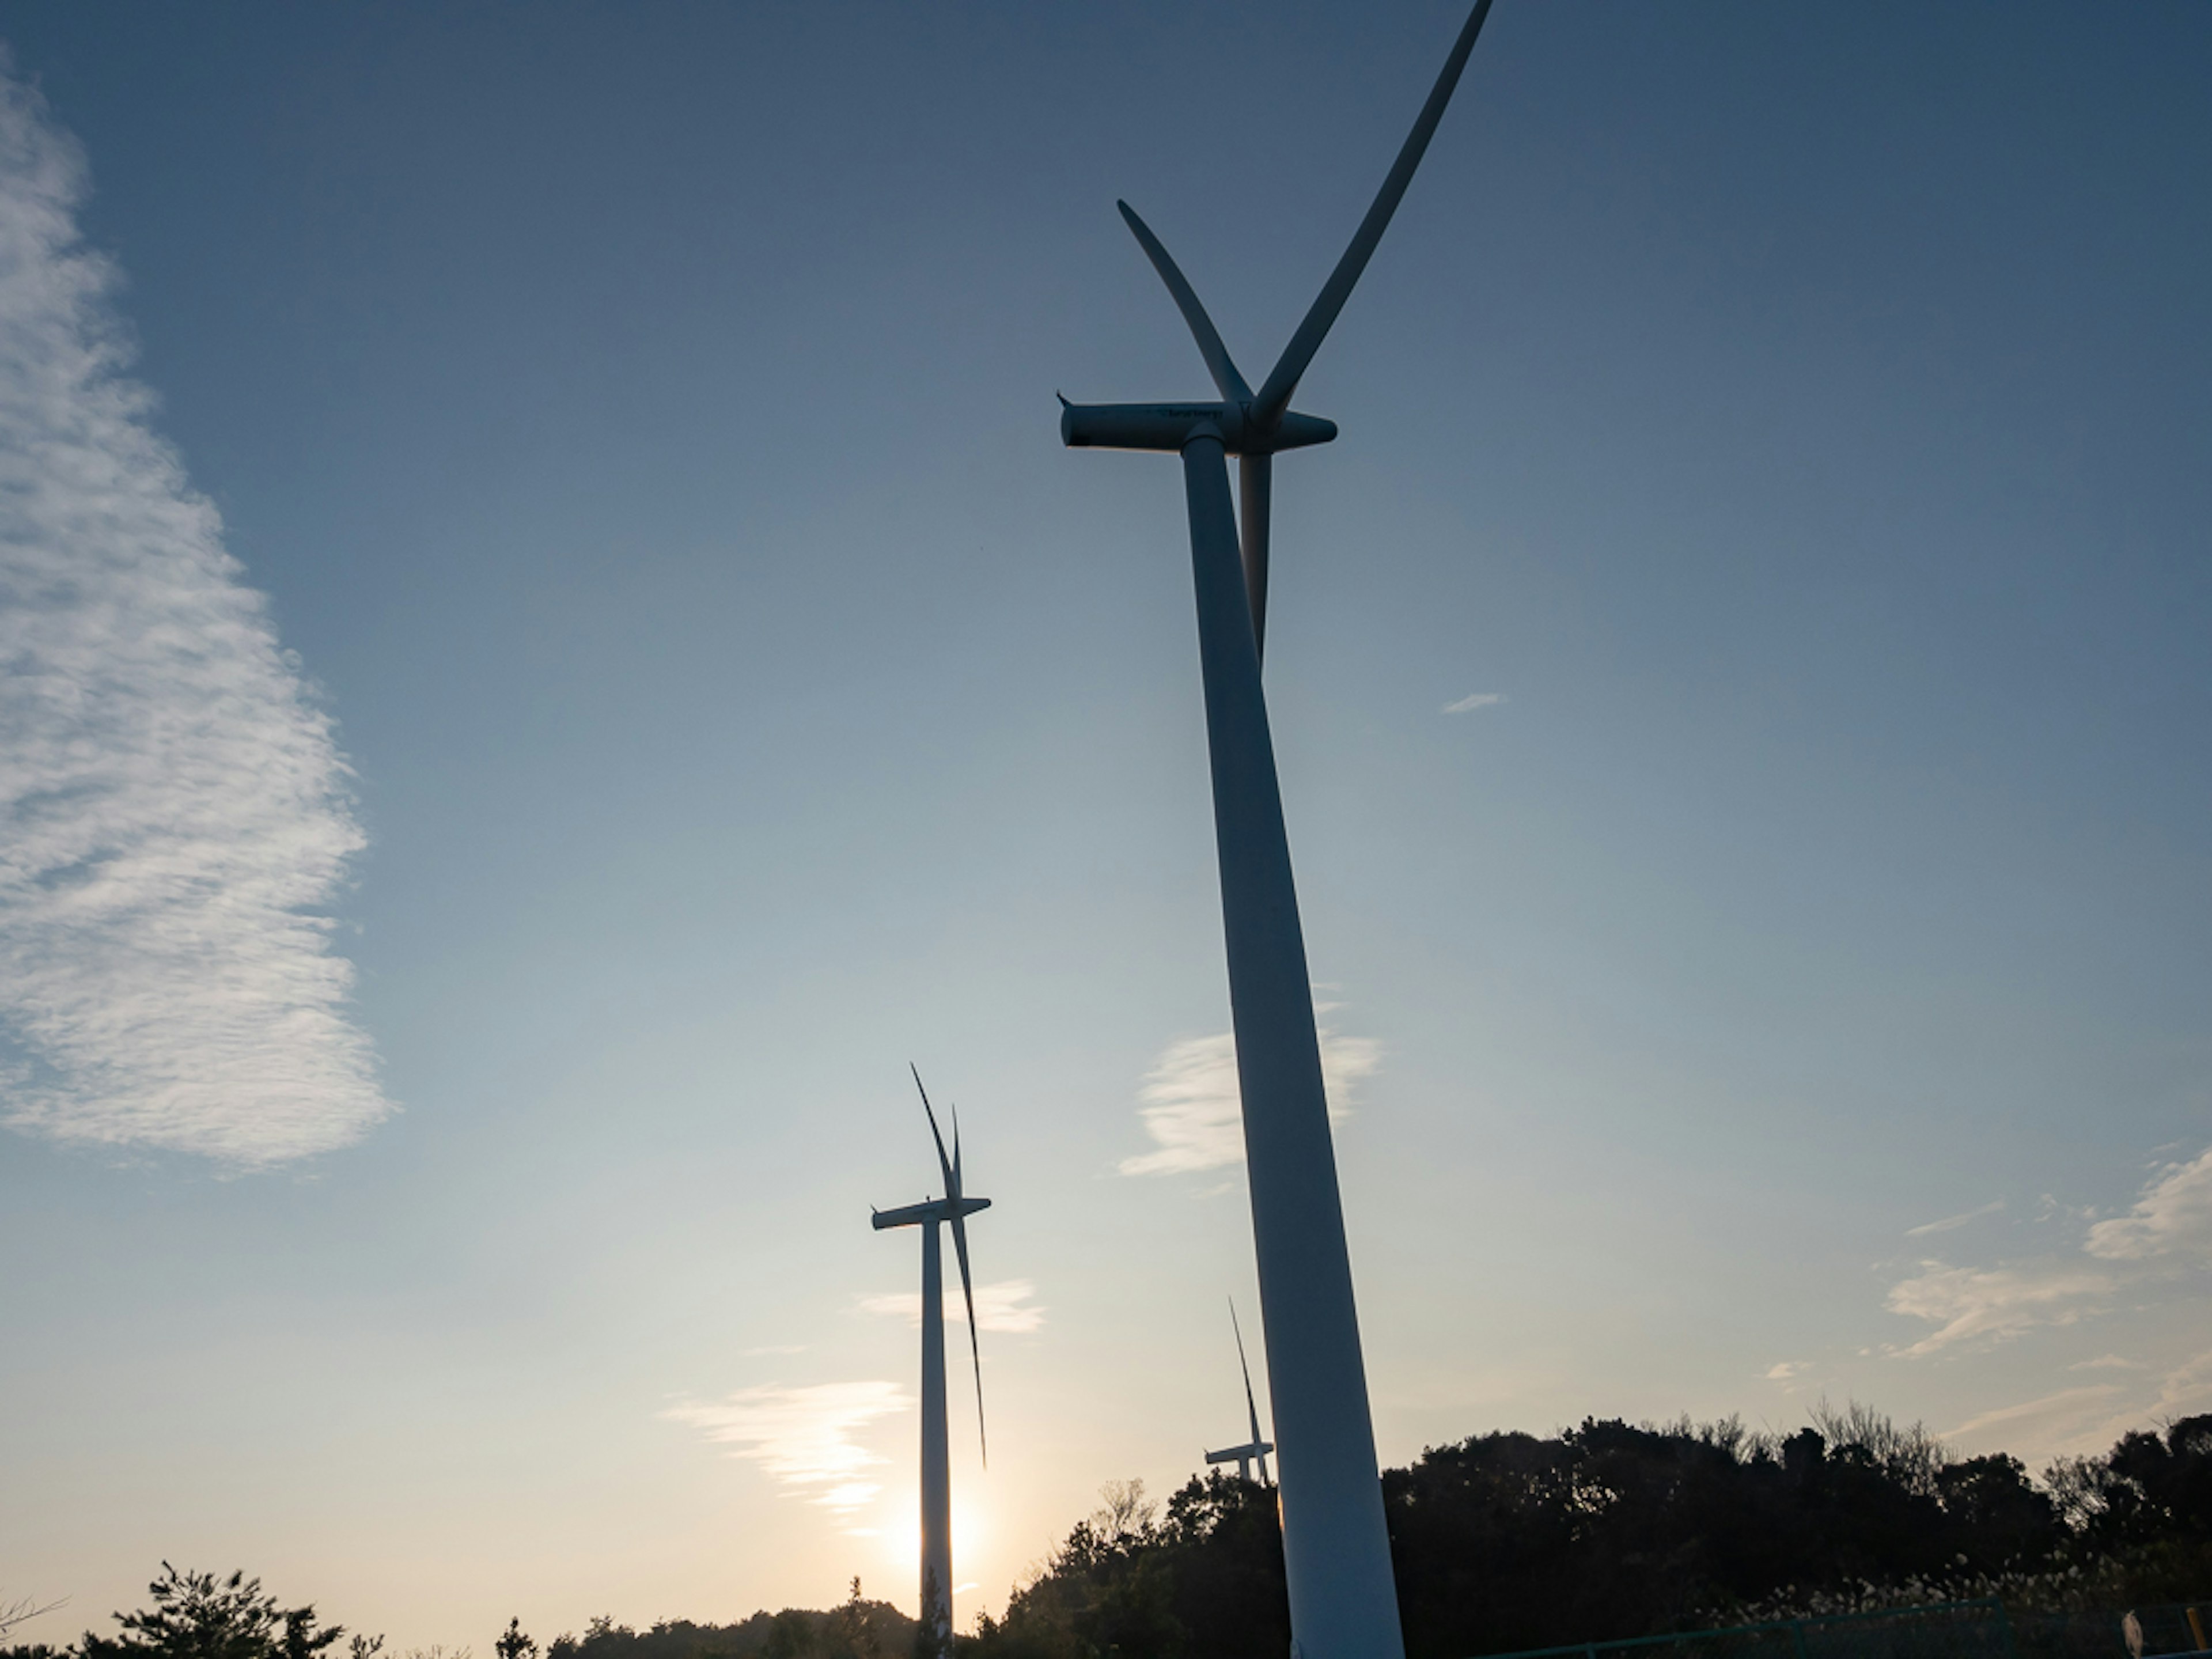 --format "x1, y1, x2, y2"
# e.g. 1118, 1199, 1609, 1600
1181, 435, 1403, 1659
918, 1218, 952, 1654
